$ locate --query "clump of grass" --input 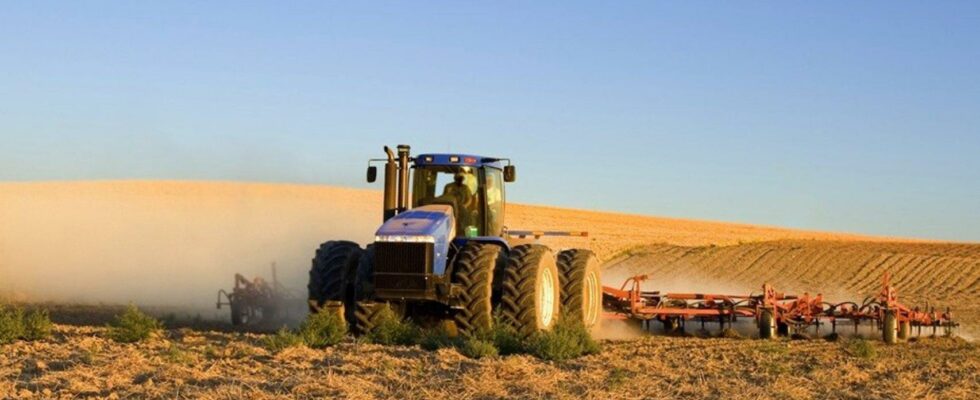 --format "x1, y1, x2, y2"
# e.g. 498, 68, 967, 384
298, 311, 347, 348
525, 317, 601, 361
420, 313, 601, 361
717, 328, 744, 340
107, 305, 162, 343
448, 313, 526, 359
0, 306, 53, 343
606, 368, 632, 389
22, 309, 53, 341
457, 337, 498, 359
164, 343, 196, 365
0, 306, 25, 344
486, 316, 524, 355
845, 337, 877, 359
419, 328, 458, 351
757, 341, 788, 355
79, 348, 98, 365
366, 306, 420, 346
763, 360, 789, 375
263, 327, 304, 352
